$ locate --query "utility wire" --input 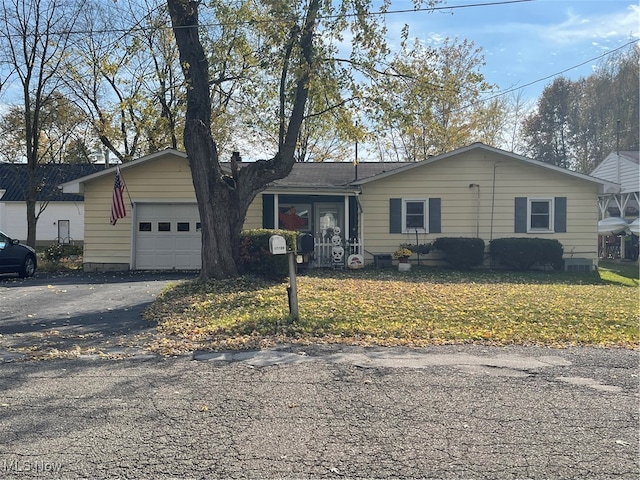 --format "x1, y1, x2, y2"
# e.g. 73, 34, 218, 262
466, 39, 640, 111
0, 0, 534, 36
